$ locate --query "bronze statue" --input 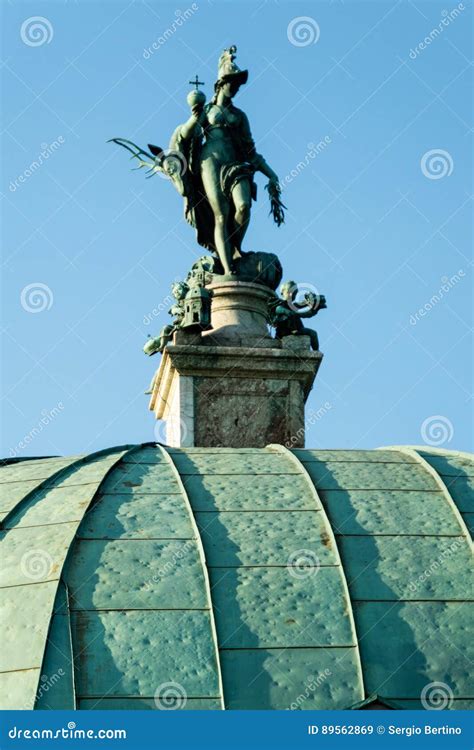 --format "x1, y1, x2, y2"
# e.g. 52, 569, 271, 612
143, 281, 189, 358
269, 281, 327, 351
110, 46, 285, 277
